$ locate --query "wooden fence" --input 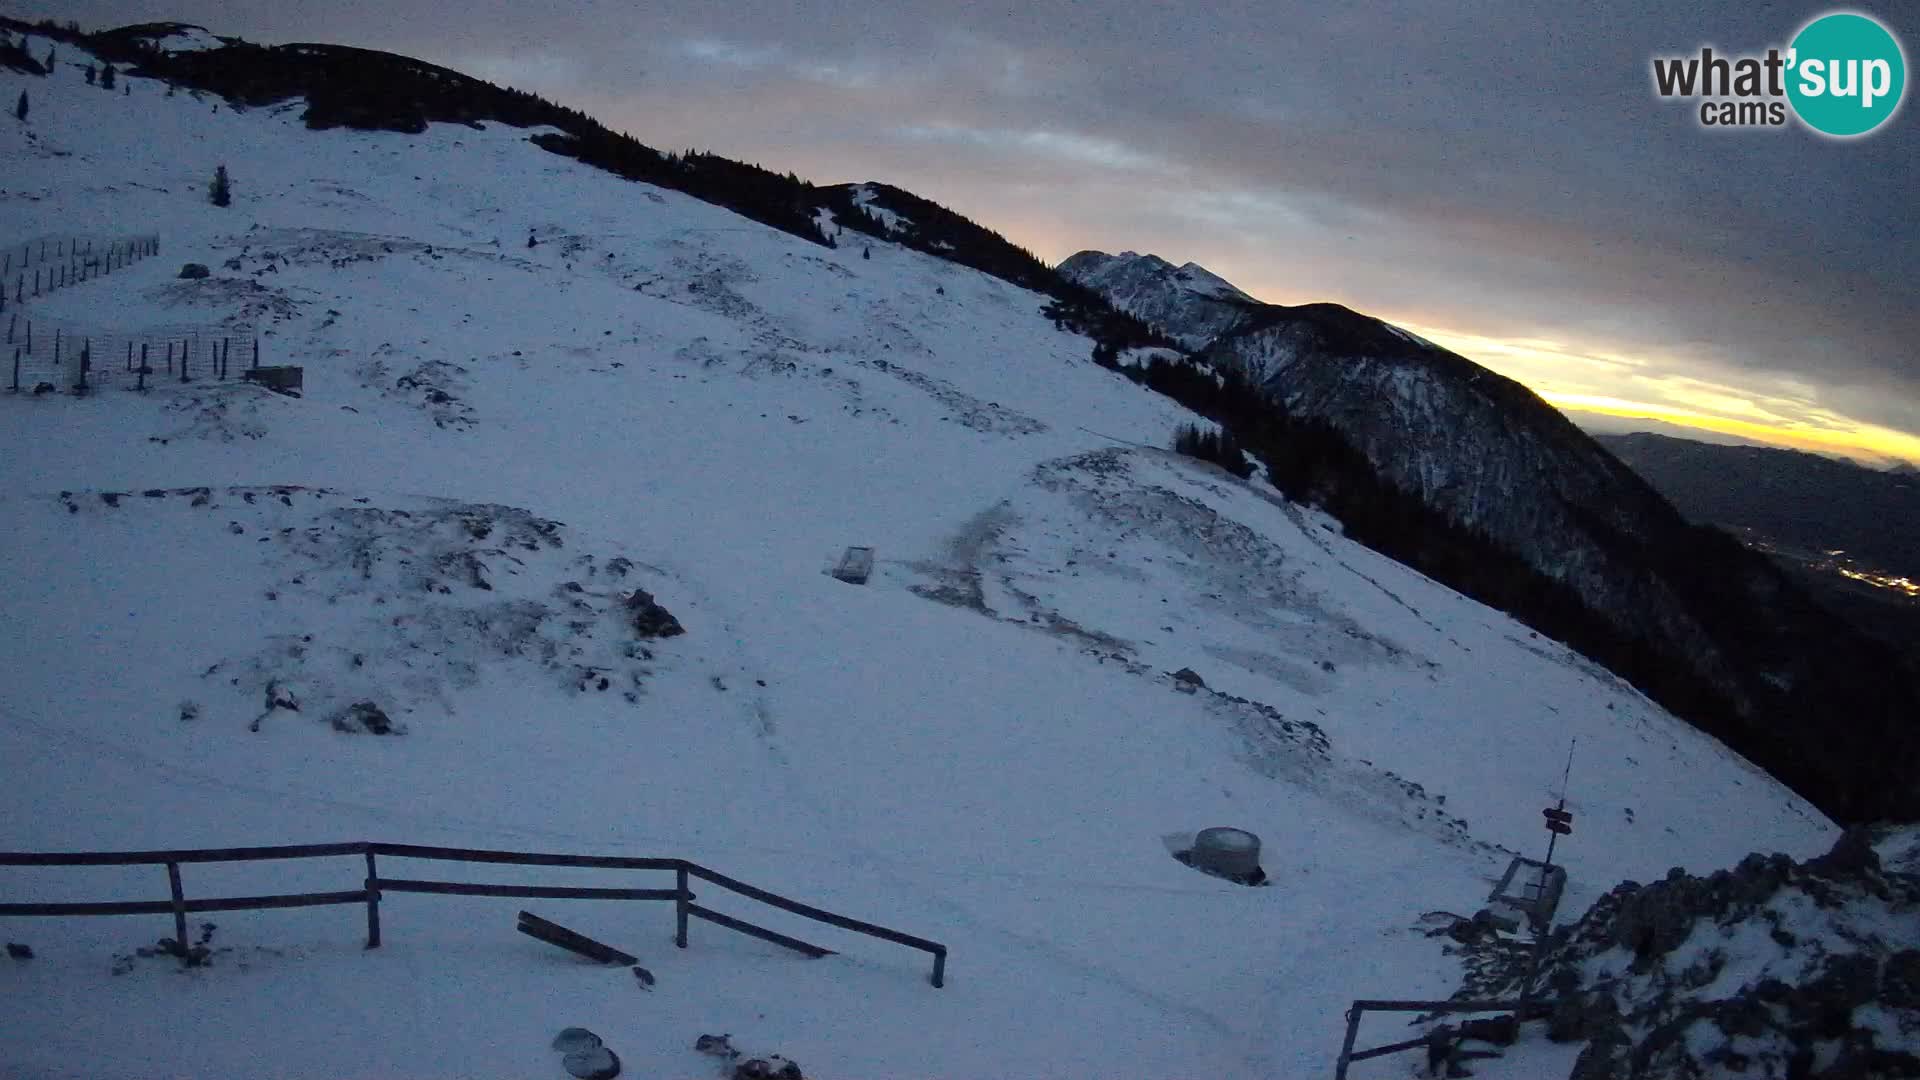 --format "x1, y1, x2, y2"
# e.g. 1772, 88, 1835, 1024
0, 840, 948, 988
